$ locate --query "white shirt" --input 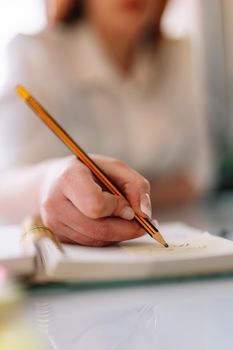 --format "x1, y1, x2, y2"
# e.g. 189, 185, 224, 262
0, 22, 213, 190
